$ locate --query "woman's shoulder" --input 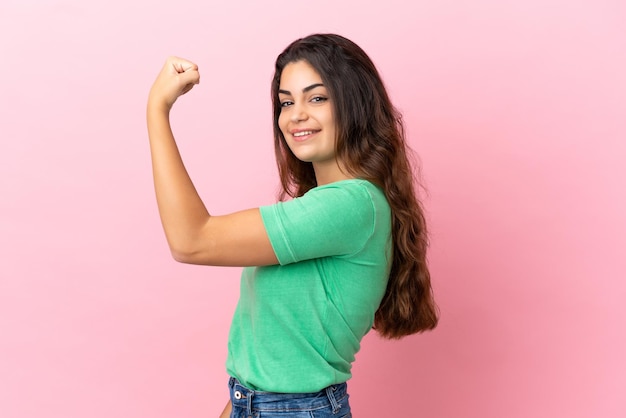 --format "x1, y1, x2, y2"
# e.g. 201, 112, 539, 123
302, 179, 390, 222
